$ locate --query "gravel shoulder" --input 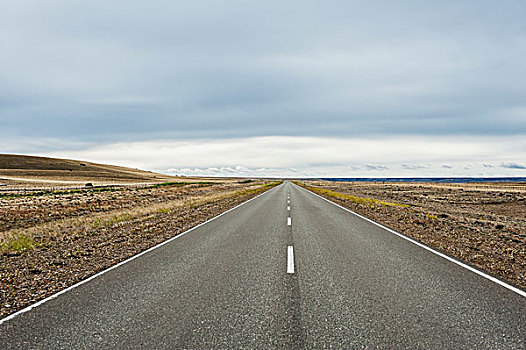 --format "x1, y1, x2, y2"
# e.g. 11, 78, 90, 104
298, 180, 526, 290
0, 181, 280, 318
